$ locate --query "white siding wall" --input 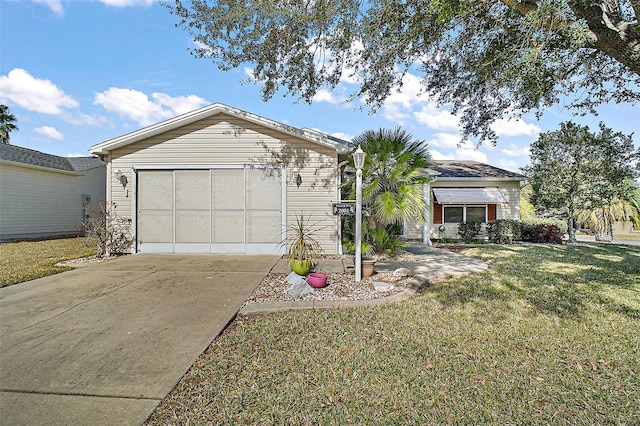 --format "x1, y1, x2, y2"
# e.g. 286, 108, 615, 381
0, 163, 106, 240
108, 113, 340, 254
